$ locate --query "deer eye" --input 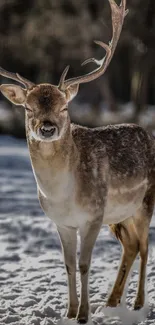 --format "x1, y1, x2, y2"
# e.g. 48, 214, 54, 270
60, 106, 68, 112
25, 104, 32, 112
